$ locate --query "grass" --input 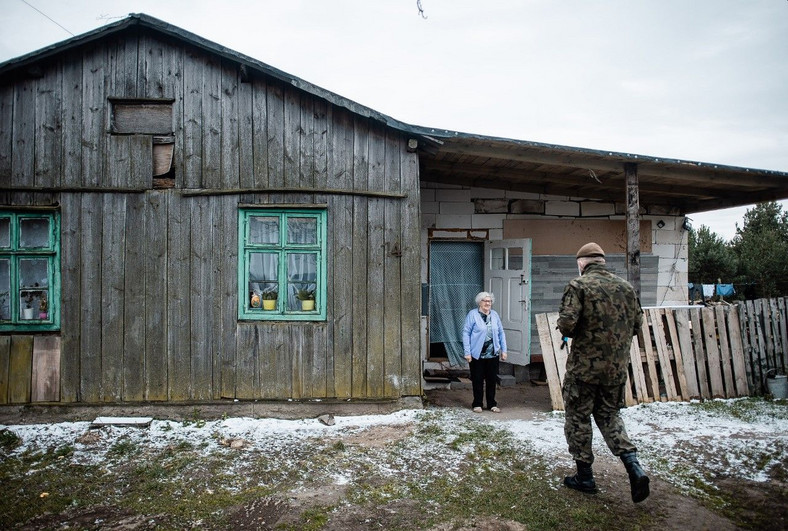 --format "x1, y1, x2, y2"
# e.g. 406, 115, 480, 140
688, 396, 788, 422
1, 403, 784, 529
